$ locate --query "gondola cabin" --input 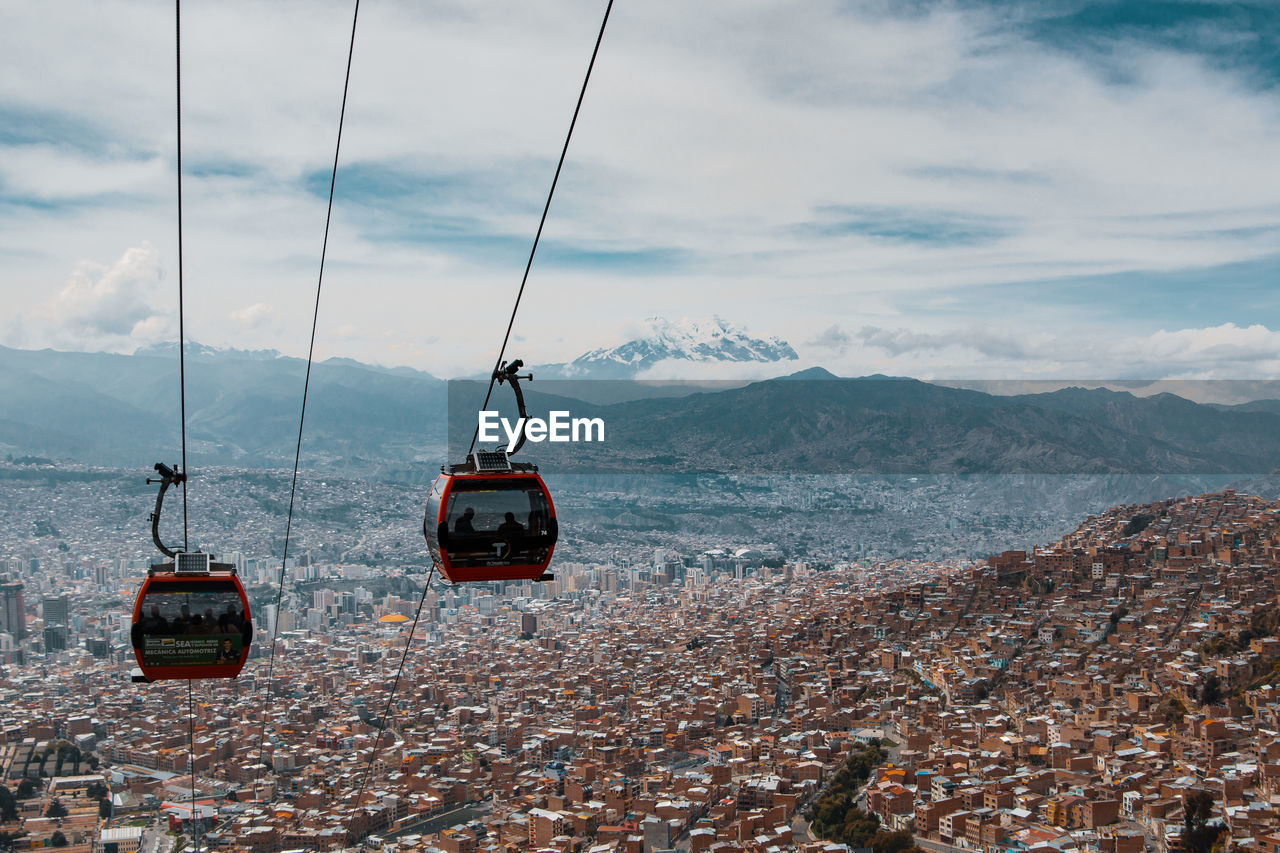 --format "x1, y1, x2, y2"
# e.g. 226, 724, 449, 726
130, 552, 252, 681
424, 451, 557, 583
